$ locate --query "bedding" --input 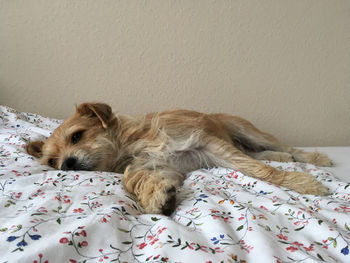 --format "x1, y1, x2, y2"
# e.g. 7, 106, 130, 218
1, 105, 349, 263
